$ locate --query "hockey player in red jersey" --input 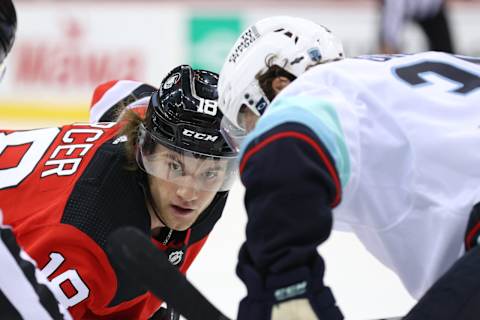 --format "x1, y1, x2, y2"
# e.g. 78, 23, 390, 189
218, 16, 480, 320
0, 64, 238, 319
